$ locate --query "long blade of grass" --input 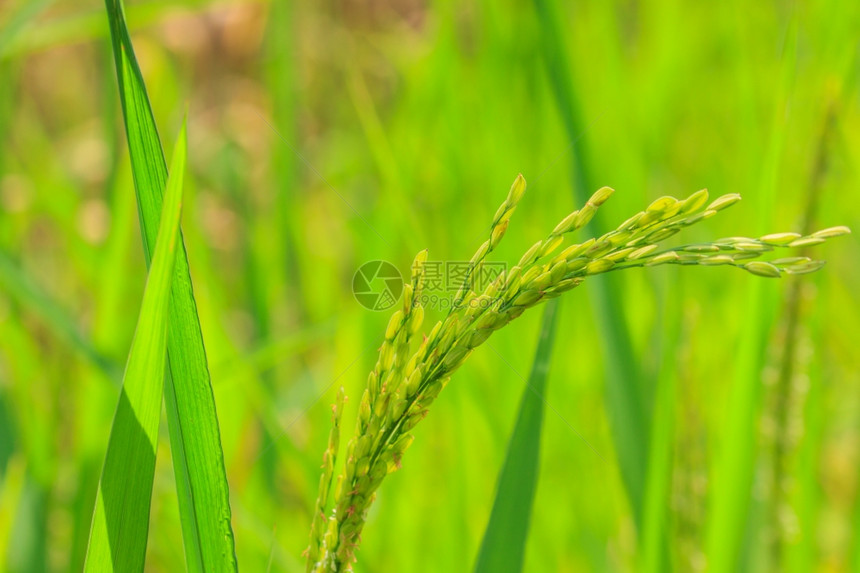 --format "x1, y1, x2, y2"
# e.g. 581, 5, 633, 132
0, 456, 26, 564
0, 0, 54, 56
103, 1, 237, 570
84, 122, 186, 571
705, 18, 797, 571
640, 274, 681, 573
0, 252, 119, 380
532, 0, 649, 525
762, 101, 835, 572
474, 300, 560, 573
